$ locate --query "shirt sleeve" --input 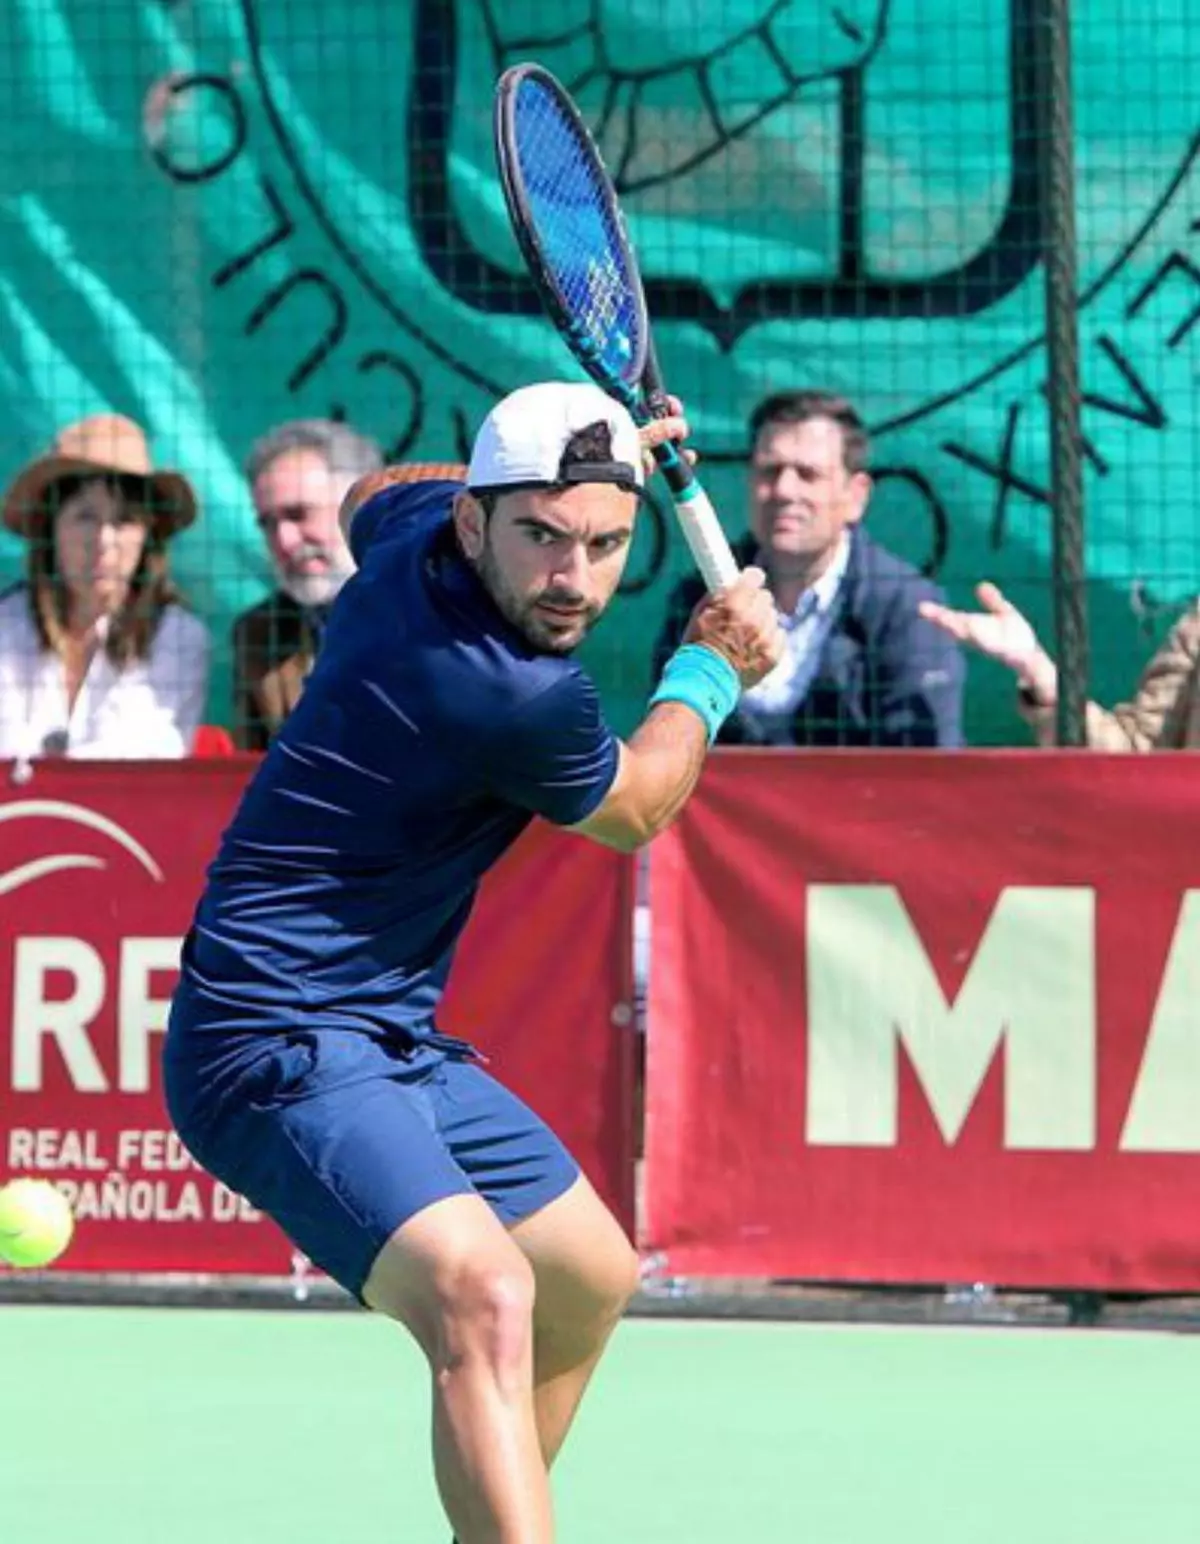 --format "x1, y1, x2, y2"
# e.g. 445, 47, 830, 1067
483, 671, 620, 827
147, 609, 211, 757
1020, 601, 1200, 751
174, 625, 211, 755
